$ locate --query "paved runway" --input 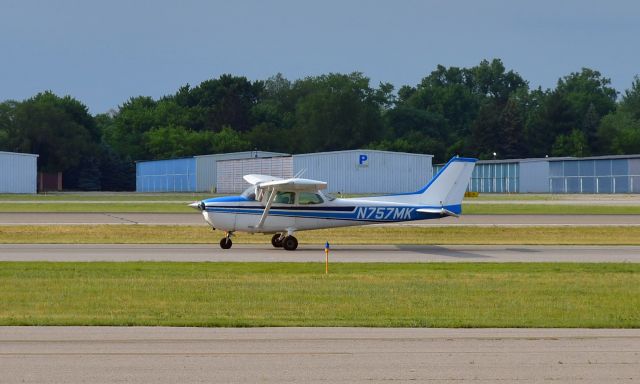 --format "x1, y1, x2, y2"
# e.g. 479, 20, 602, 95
1, 243, 639, 262
1, 327, 637, 383
0, 212, 205, 225
2, 212, 640, 226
